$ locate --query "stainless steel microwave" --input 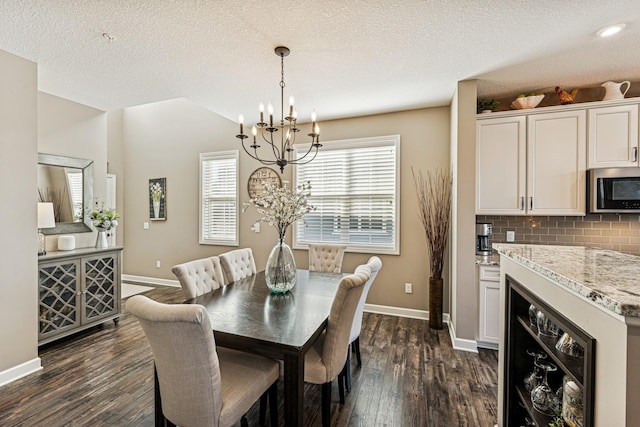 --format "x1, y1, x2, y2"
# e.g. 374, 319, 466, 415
588, 167, 640, 213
